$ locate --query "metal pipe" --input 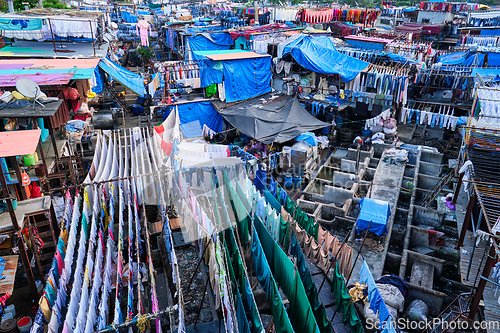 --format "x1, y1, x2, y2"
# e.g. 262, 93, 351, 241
89, 20, 96, 57
47, 18, 58, 57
